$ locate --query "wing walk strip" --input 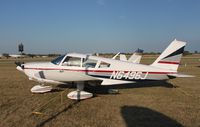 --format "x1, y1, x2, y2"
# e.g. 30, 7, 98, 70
24, 68, 176, 75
